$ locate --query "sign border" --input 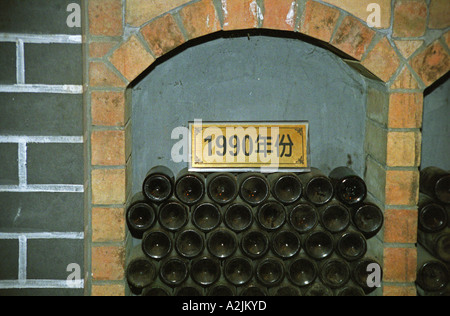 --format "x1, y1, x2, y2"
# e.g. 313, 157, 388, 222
188, 121, 310, 173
